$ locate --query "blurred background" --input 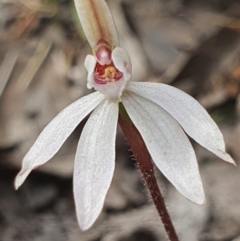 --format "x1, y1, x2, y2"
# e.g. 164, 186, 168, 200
1, 0, 240, 240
